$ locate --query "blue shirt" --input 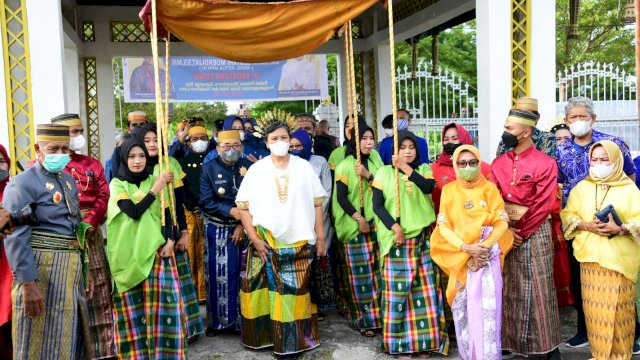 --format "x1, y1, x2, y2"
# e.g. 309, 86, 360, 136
555, 129, 636, 206
199, 157, 253, 224
634, 156, 640, 189
378, 133, 430, 165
